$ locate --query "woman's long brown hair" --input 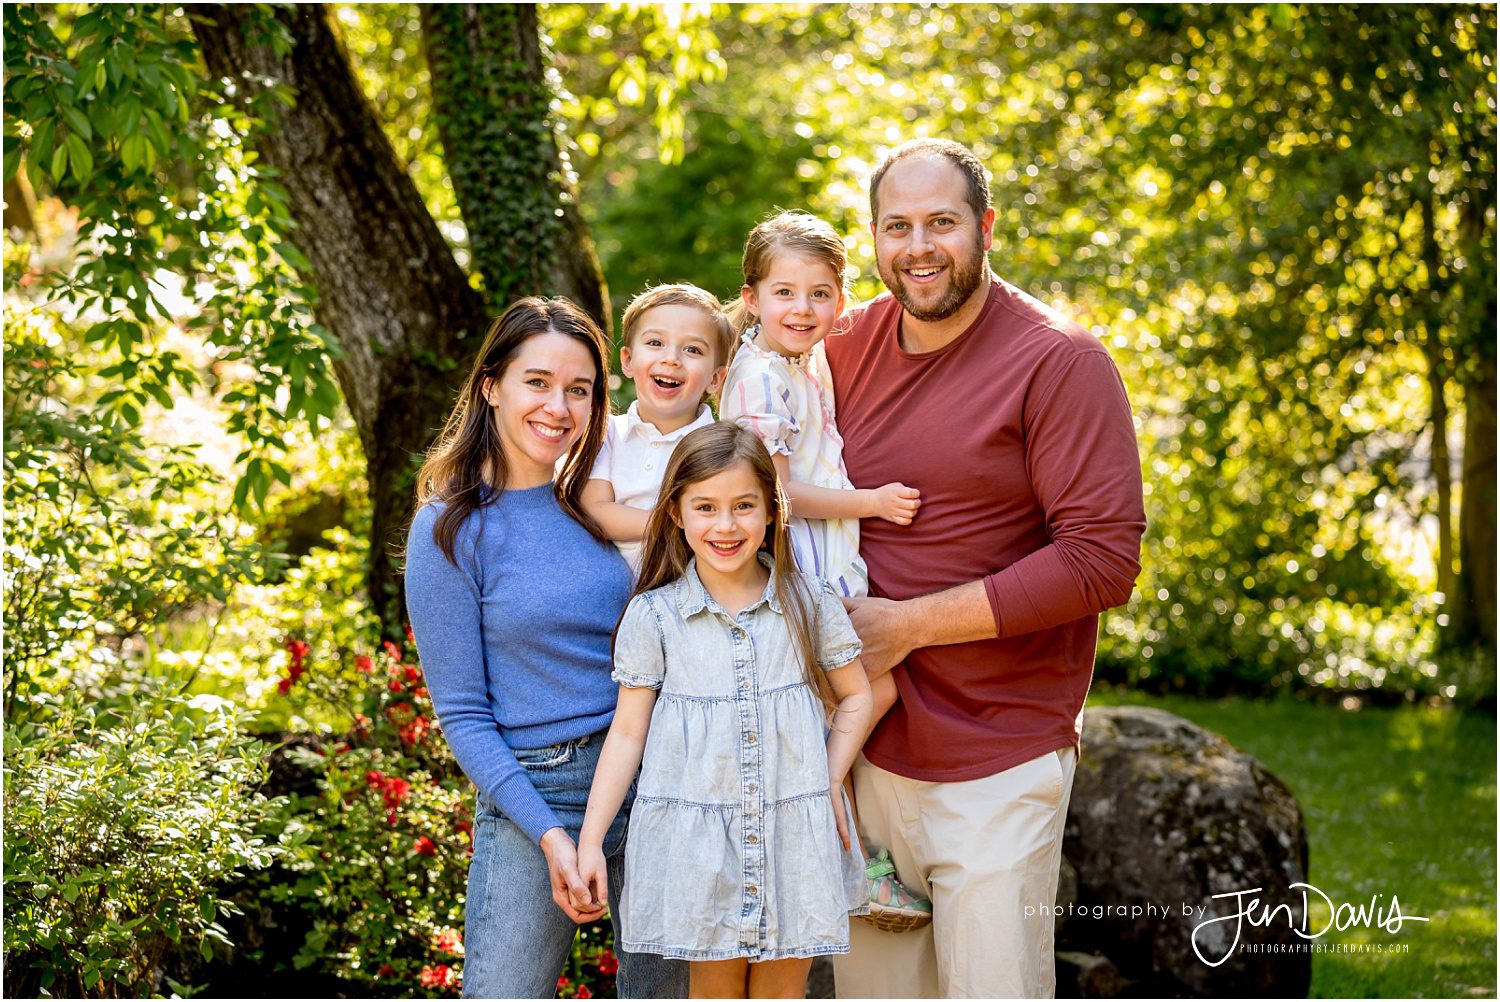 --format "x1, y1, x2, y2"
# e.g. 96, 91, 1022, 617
413, 297, 611, 564
629, 422, 834, 712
